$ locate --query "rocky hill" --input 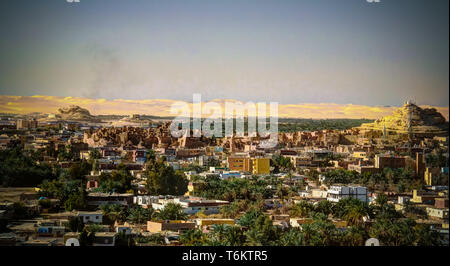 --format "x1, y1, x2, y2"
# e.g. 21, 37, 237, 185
54, 105, 100, 122
360, 102, 448, 134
